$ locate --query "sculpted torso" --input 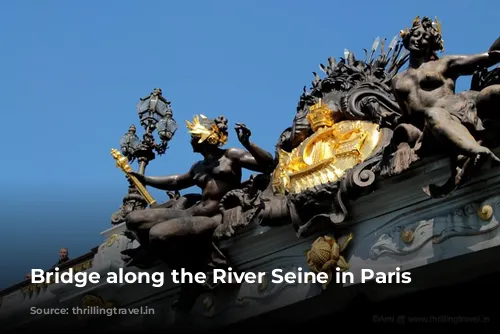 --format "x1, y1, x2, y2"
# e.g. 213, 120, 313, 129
392, 58, 455, 125
390, 38, 500, 165
189, 148, 242, 216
